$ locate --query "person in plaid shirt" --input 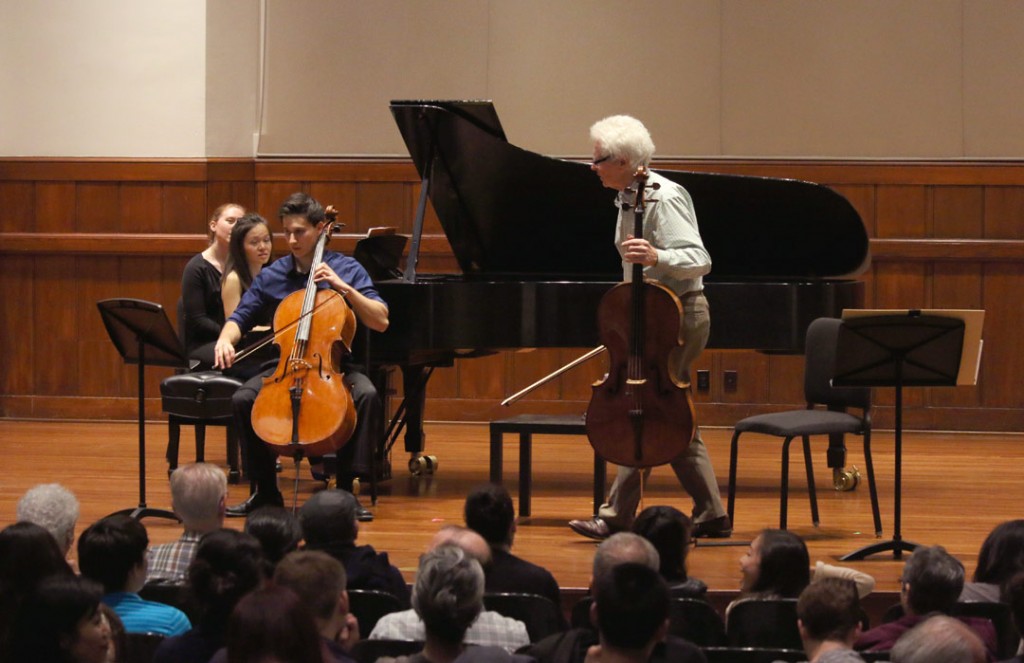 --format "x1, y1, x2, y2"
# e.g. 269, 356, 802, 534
146, 463, 228, 585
